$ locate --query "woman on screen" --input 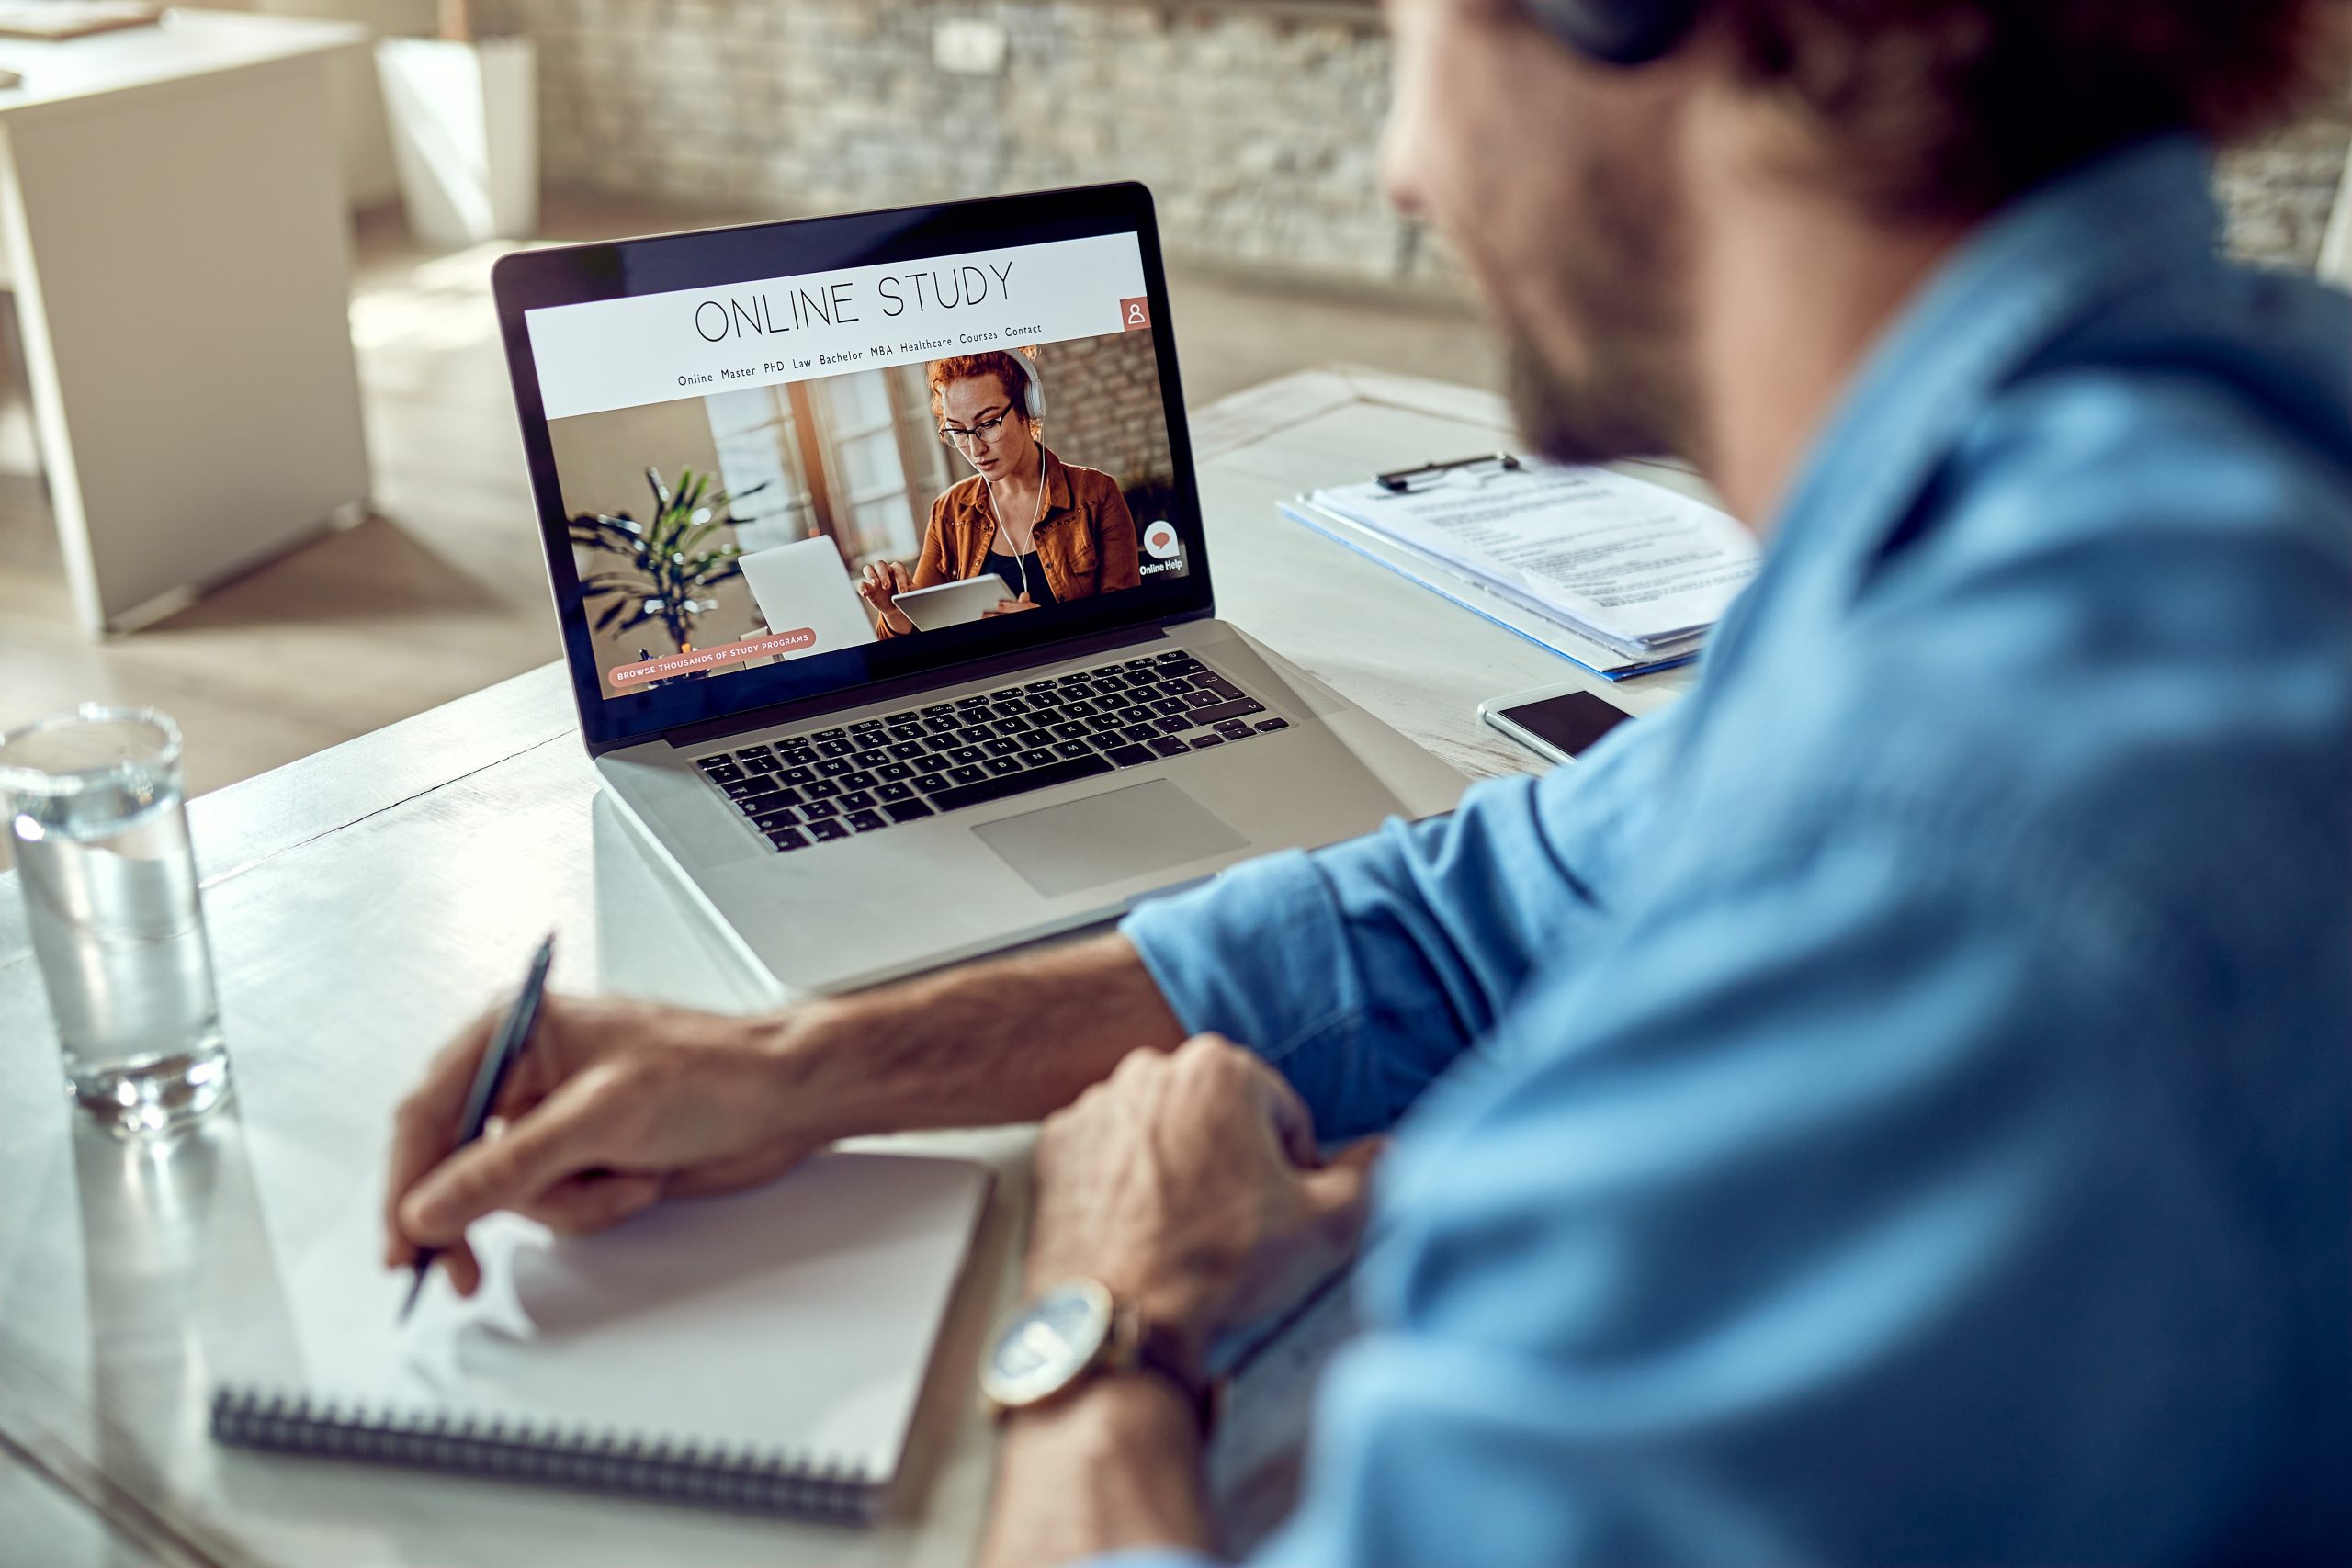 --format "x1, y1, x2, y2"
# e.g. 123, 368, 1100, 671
858, 349, 1141, 637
